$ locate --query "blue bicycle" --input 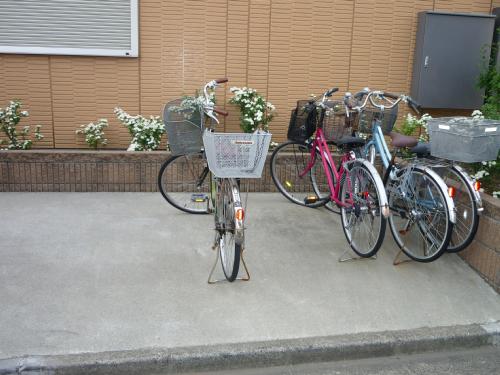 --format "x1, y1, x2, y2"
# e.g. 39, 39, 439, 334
346, 90, 457, 262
